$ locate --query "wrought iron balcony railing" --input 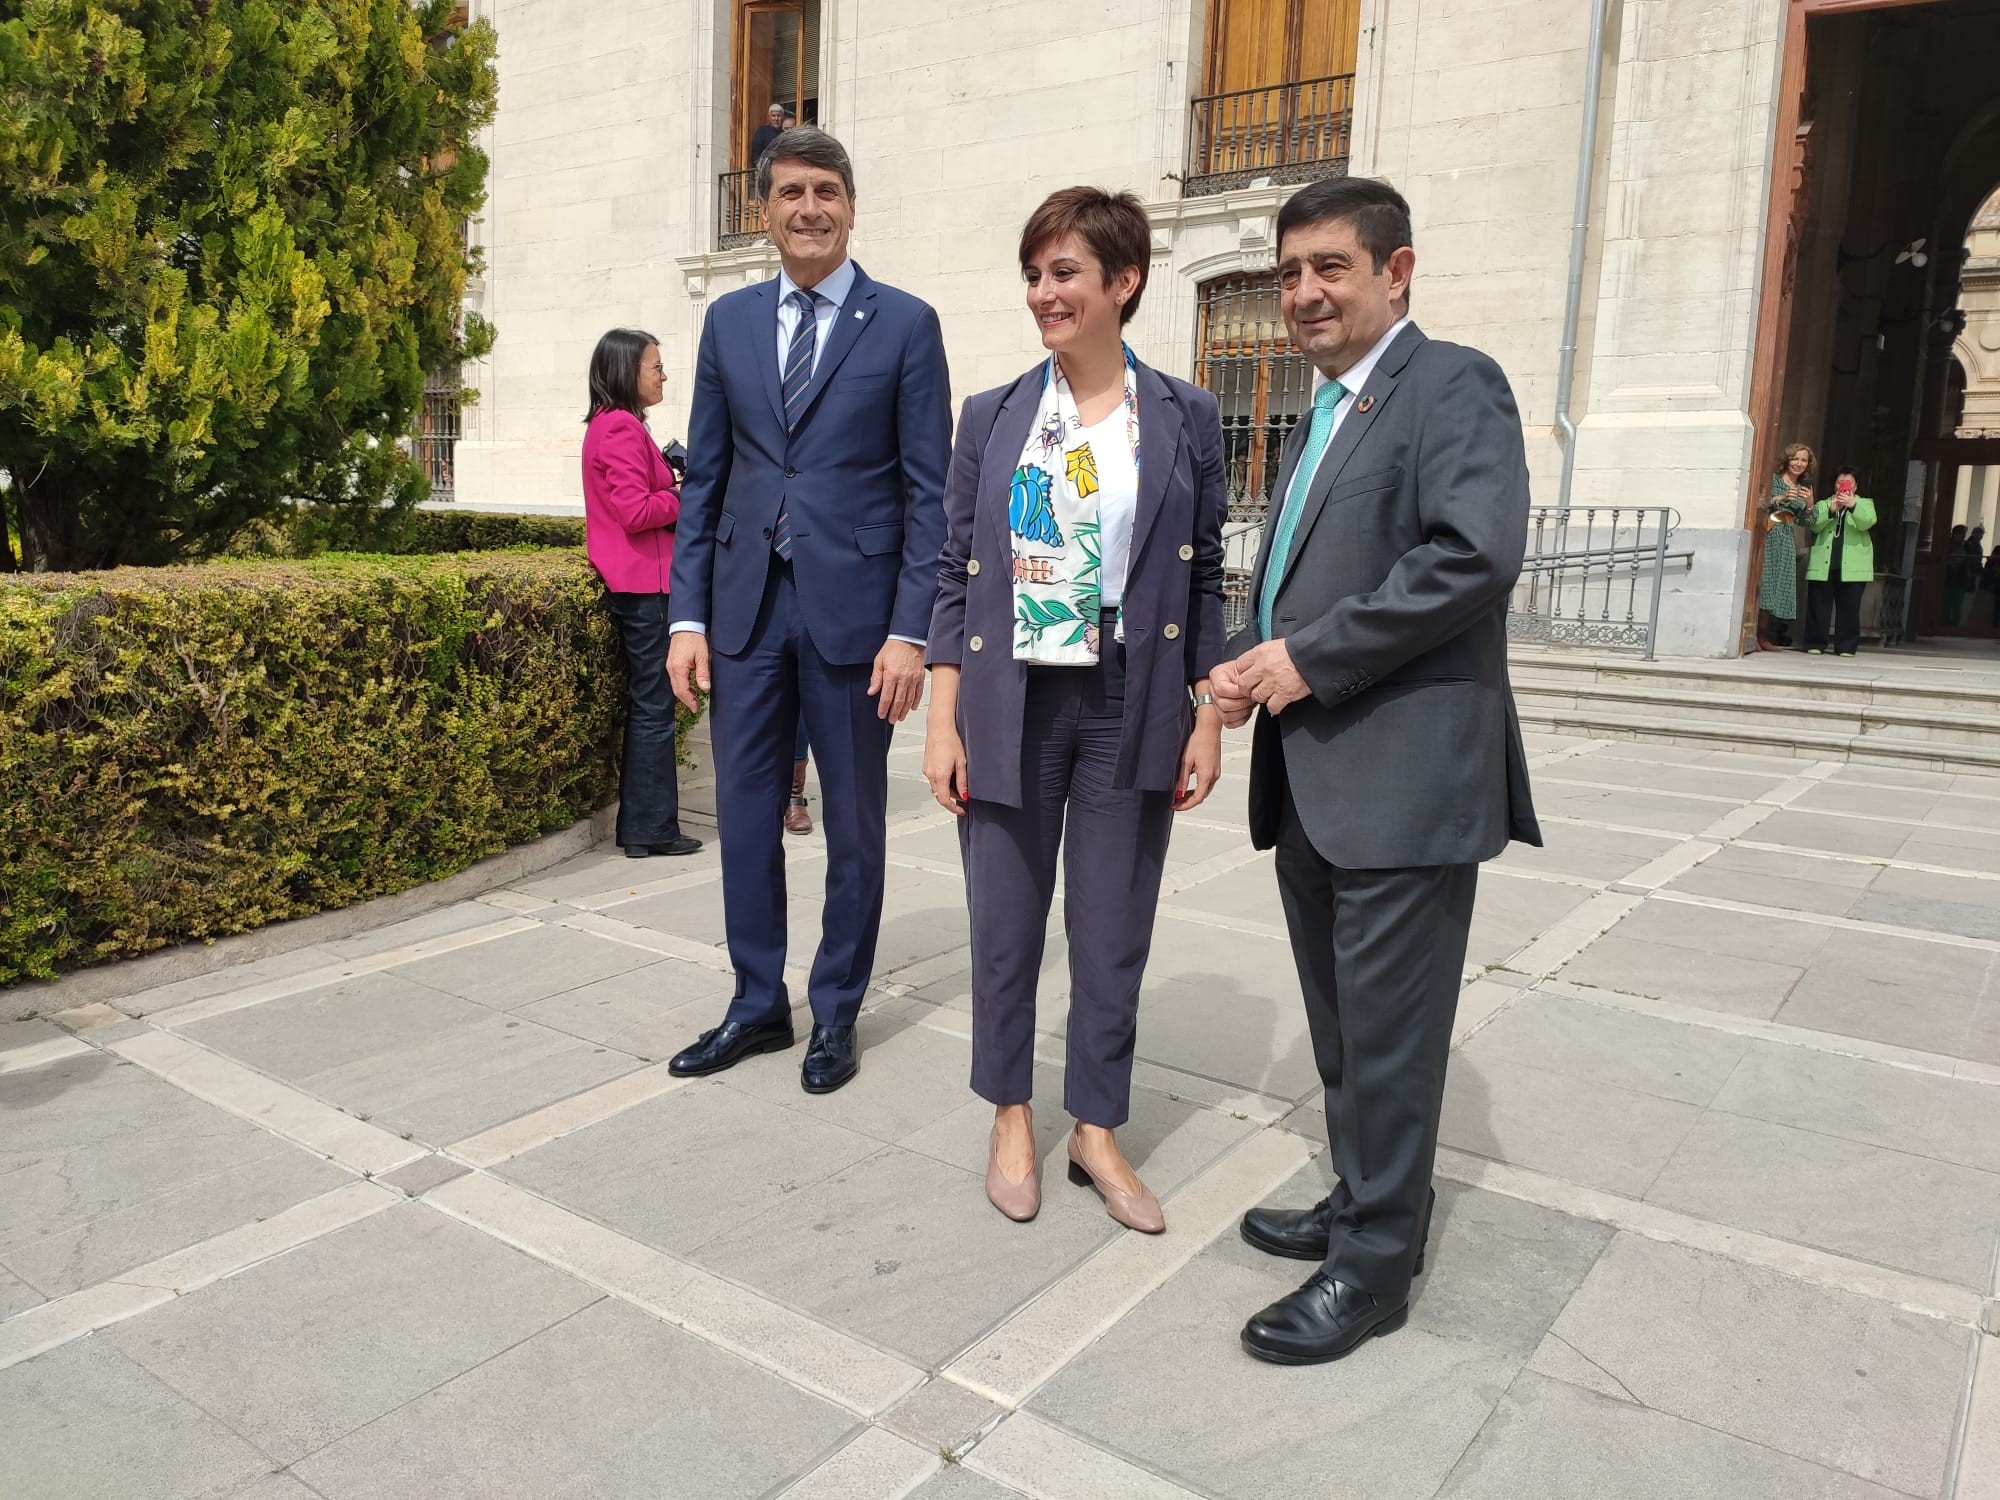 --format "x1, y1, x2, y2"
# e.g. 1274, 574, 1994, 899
1185, 74, 1355, 198
718, 169, 766, 249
